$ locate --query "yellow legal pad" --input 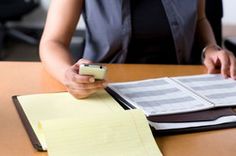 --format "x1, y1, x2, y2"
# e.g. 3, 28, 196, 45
15, 89, 162, 156
39, 109, 162, 156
